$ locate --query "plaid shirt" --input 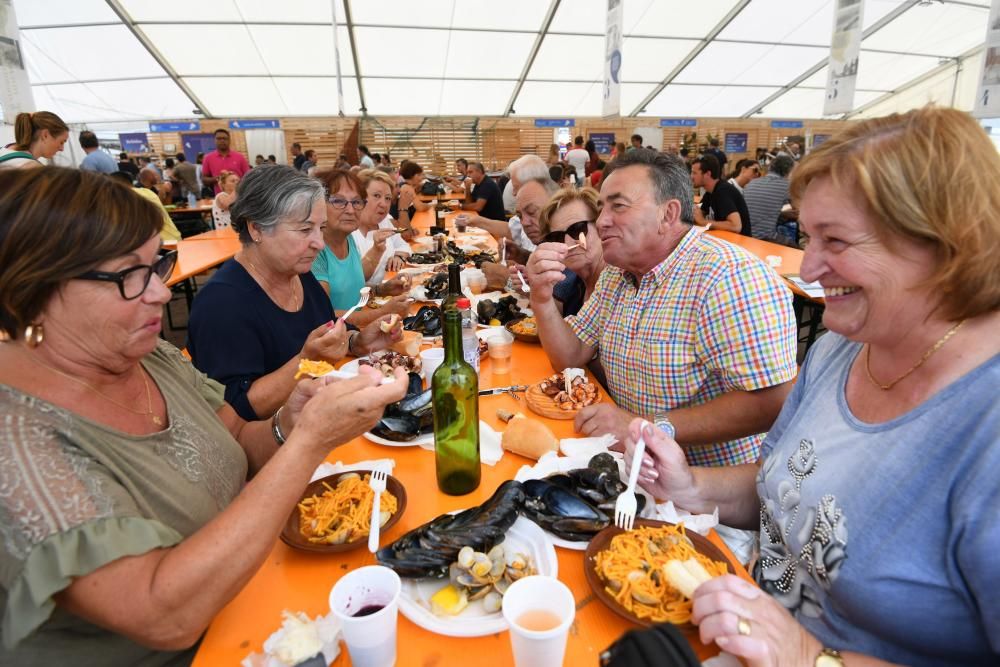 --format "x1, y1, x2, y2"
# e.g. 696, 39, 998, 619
567, 228, 798, 466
